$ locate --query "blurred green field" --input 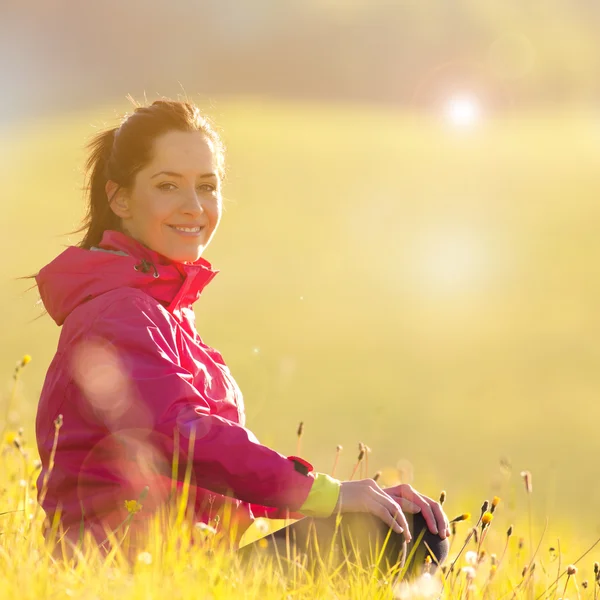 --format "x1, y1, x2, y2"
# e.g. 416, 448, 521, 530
2, 96, 600, 549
